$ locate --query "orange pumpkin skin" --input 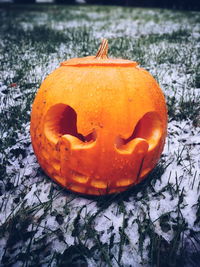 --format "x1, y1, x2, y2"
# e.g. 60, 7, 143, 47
30, 40, 167, 195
